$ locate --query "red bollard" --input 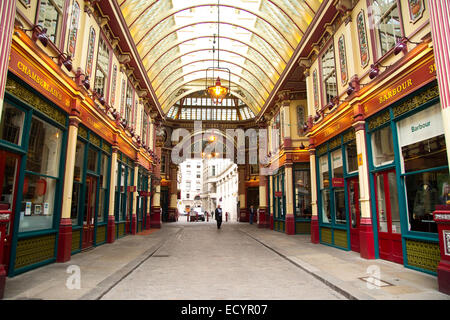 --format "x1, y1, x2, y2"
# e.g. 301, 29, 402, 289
206, 212, 209, 222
